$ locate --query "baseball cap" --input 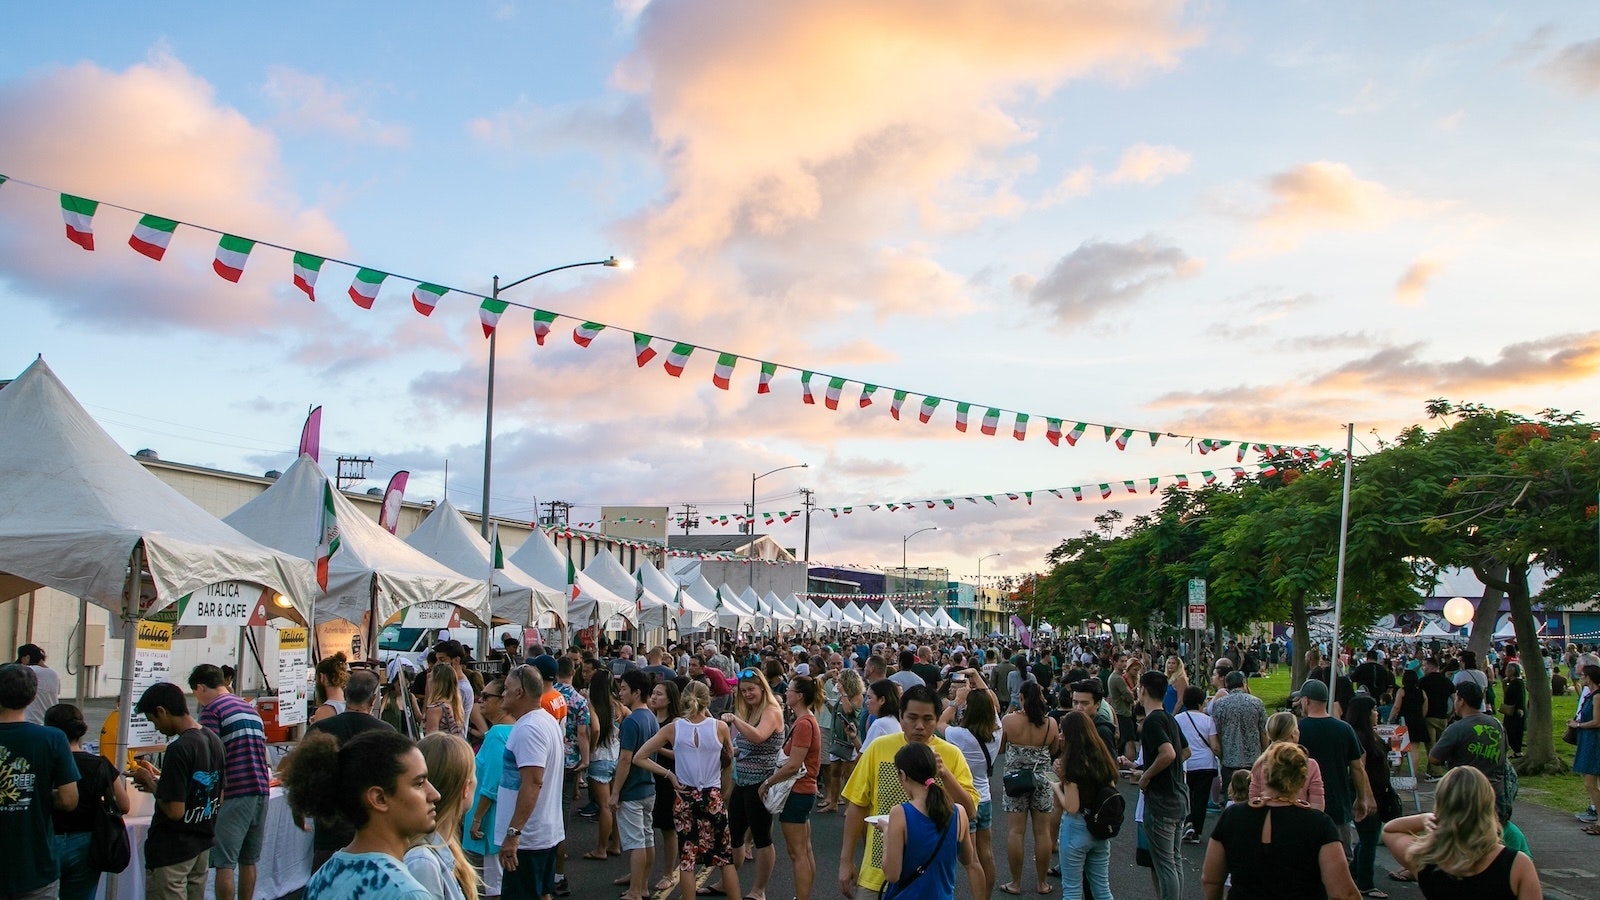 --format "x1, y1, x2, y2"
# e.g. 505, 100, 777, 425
1291, 679, 1330, 702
